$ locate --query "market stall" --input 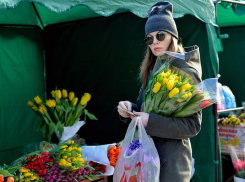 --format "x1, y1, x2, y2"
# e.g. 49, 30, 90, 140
0, 0, 221, 181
